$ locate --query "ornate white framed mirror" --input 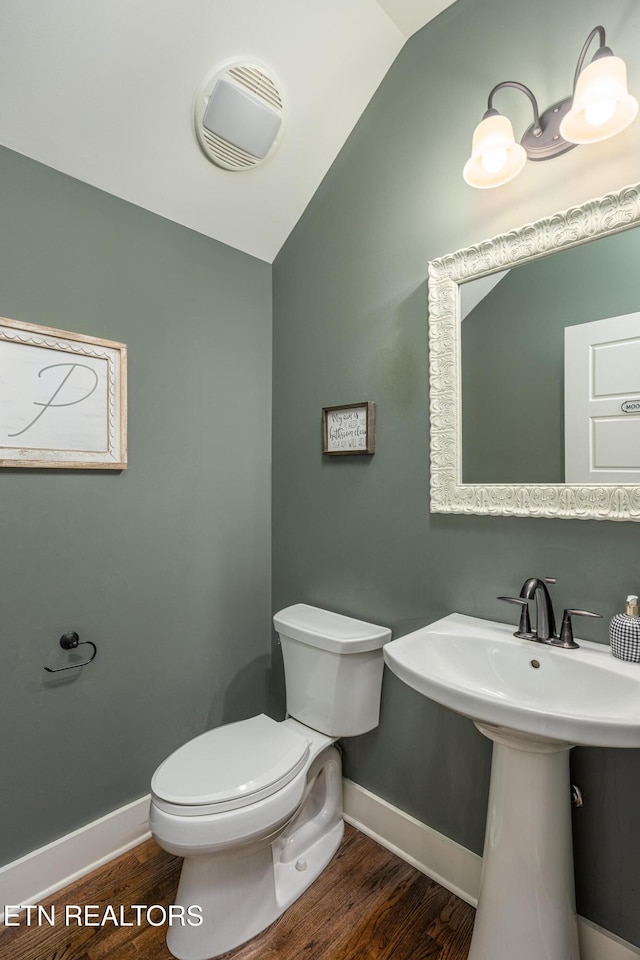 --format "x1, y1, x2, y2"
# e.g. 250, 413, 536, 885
428, 182, 640, 521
